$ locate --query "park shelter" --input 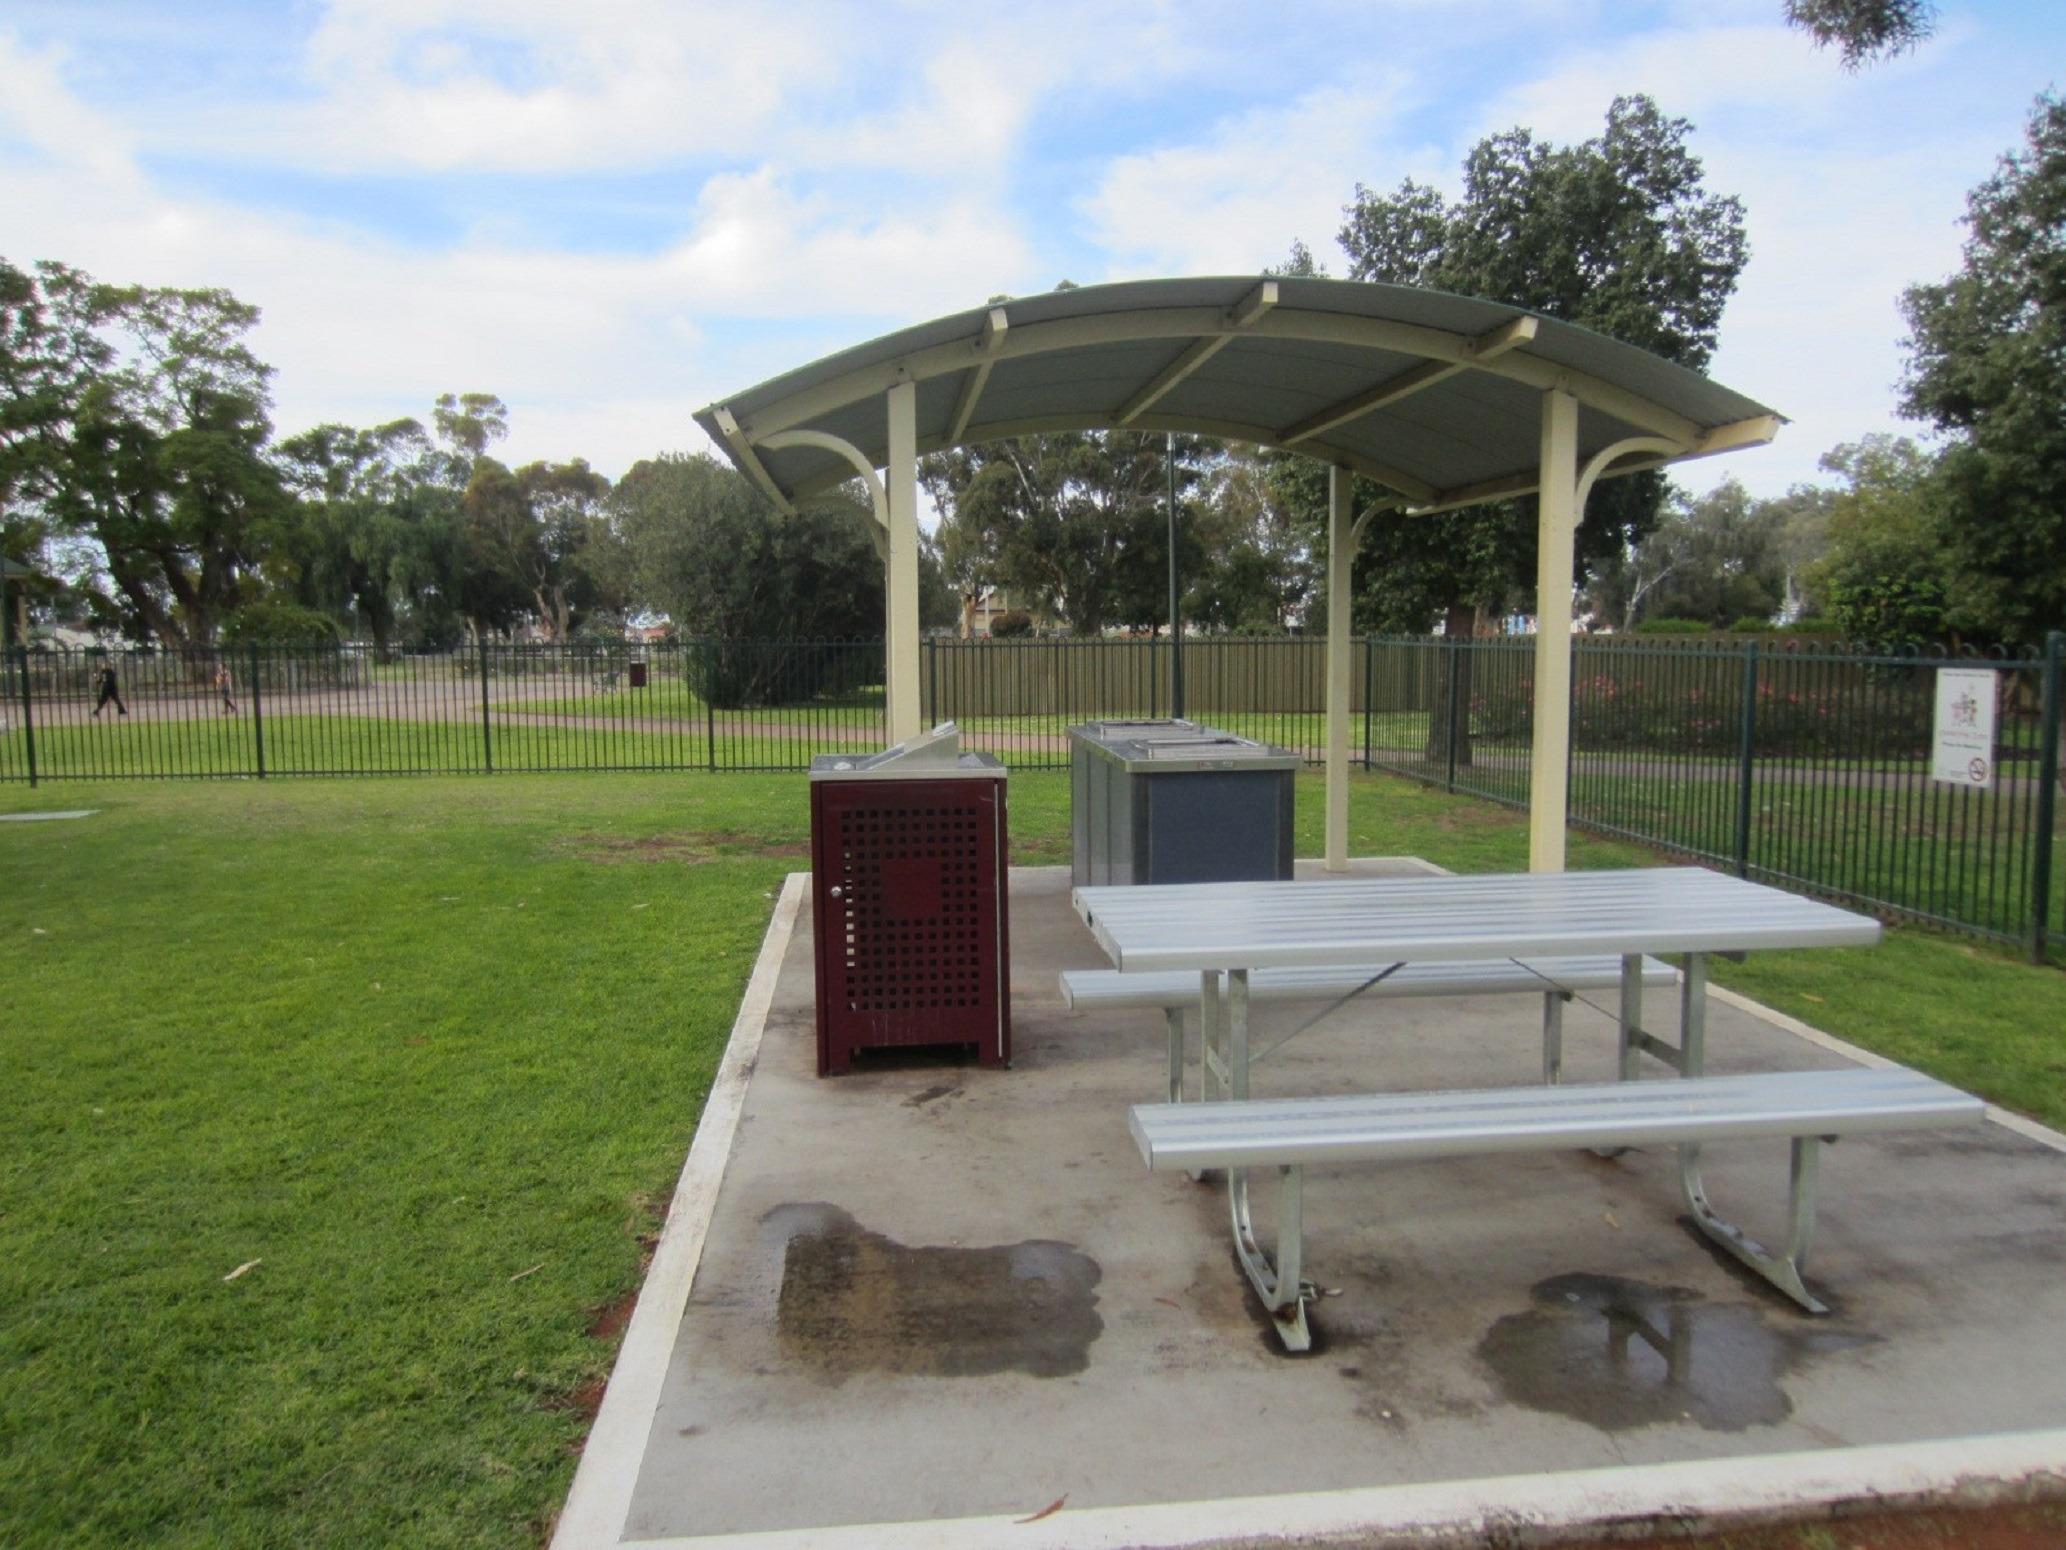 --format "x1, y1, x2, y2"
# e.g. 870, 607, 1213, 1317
694, 277, 1780, 872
